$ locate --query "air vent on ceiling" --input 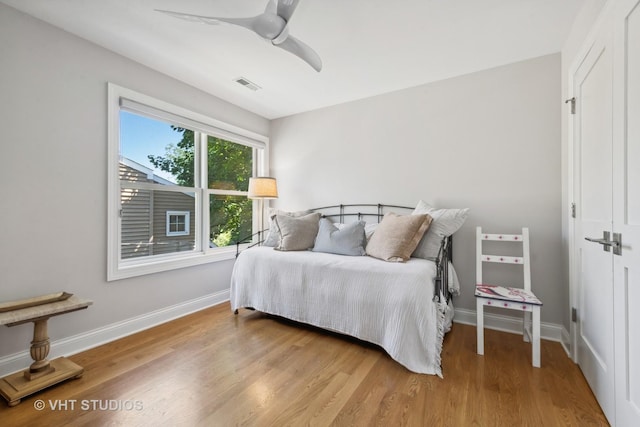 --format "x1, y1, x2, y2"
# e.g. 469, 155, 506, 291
233, 77, 261, 91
